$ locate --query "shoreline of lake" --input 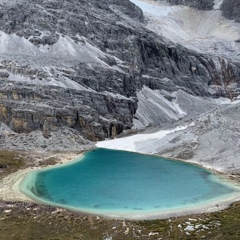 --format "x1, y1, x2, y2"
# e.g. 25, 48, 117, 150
0, 152, 83, 203
10, 148, 240, 220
